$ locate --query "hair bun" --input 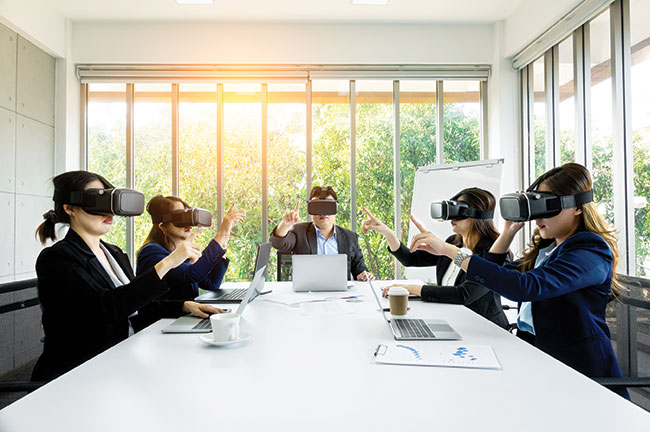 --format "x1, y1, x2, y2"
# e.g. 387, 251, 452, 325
42, 210, 57, 222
